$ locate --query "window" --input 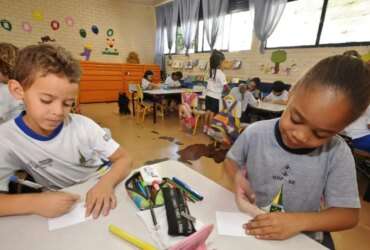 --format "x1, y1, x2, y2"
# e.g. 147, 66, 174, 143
266, 0, 370, 48
320, 0, 370, 44
163, 28, 176, 54
197, 11, 252, 53
266, 0, 324, 48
